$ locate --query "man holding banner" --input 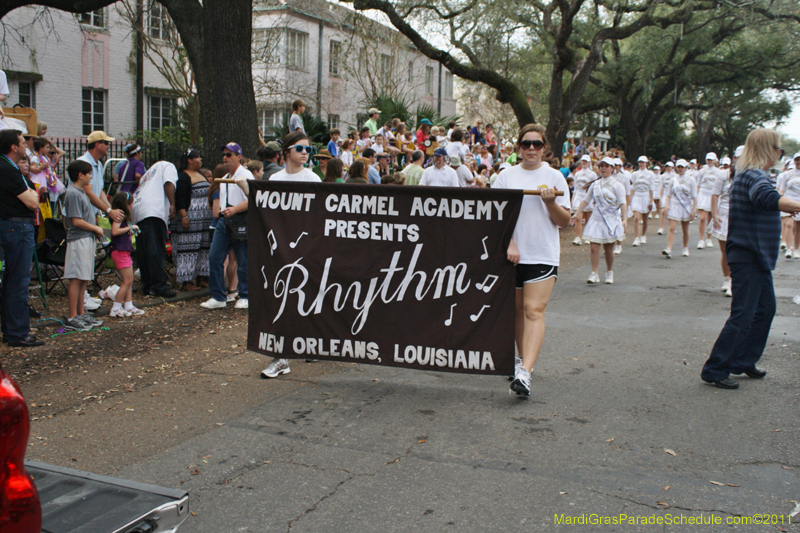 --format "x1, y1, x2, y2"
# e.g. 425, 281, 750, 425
494, 124, 571, 396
